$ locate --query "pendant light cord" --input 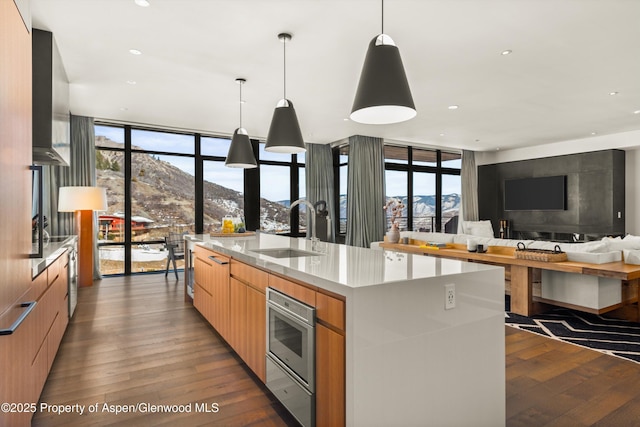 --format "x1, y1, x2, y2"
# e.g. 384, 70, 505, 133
239, 81, 243, 128
283, 36, 287, 100
381, 0, 384, 34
